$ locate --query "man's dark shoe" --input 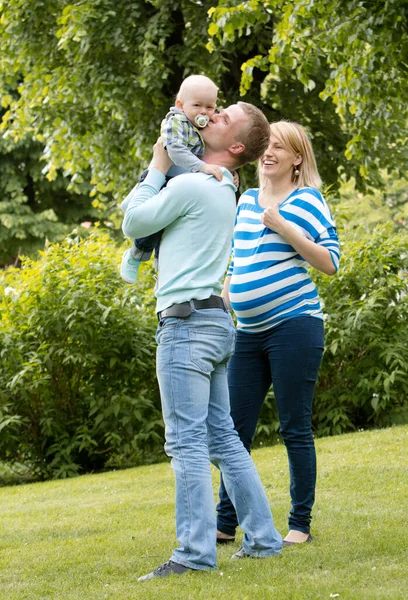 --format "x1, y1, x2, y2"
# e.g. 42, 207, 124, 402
231, 547, 252, 559
138, 560, 193, 582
